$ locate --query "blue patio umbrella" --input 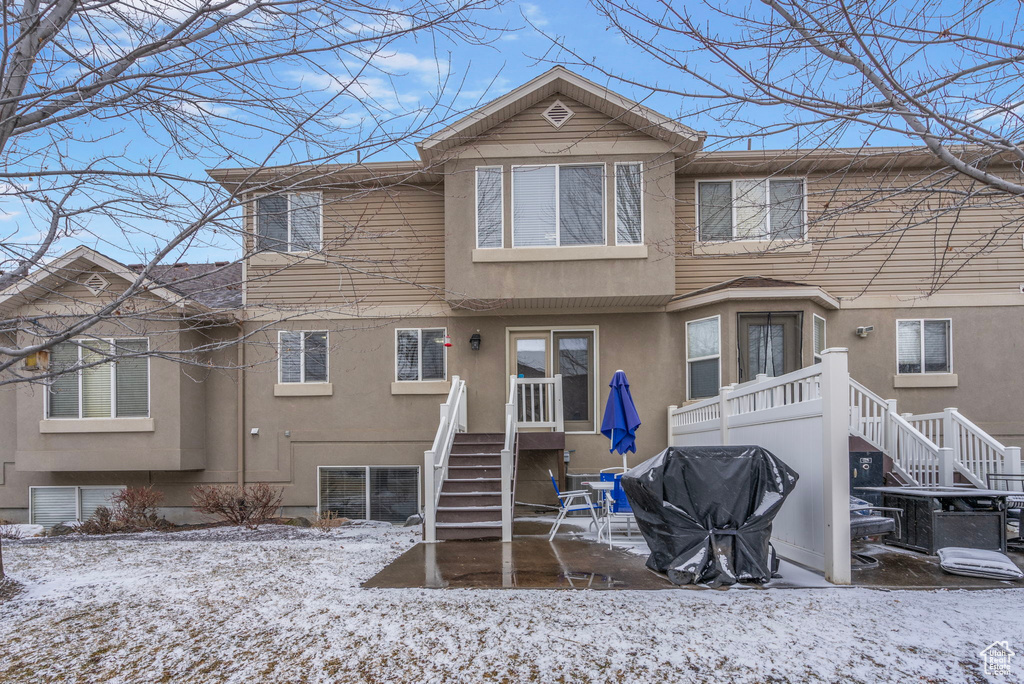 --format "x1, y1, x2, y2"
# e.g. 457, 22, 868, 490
601, 370, 642, 470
